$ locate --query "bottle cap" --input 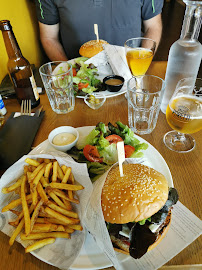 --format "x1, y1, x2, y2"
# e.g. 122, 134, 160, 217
0, 20, 11, 31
